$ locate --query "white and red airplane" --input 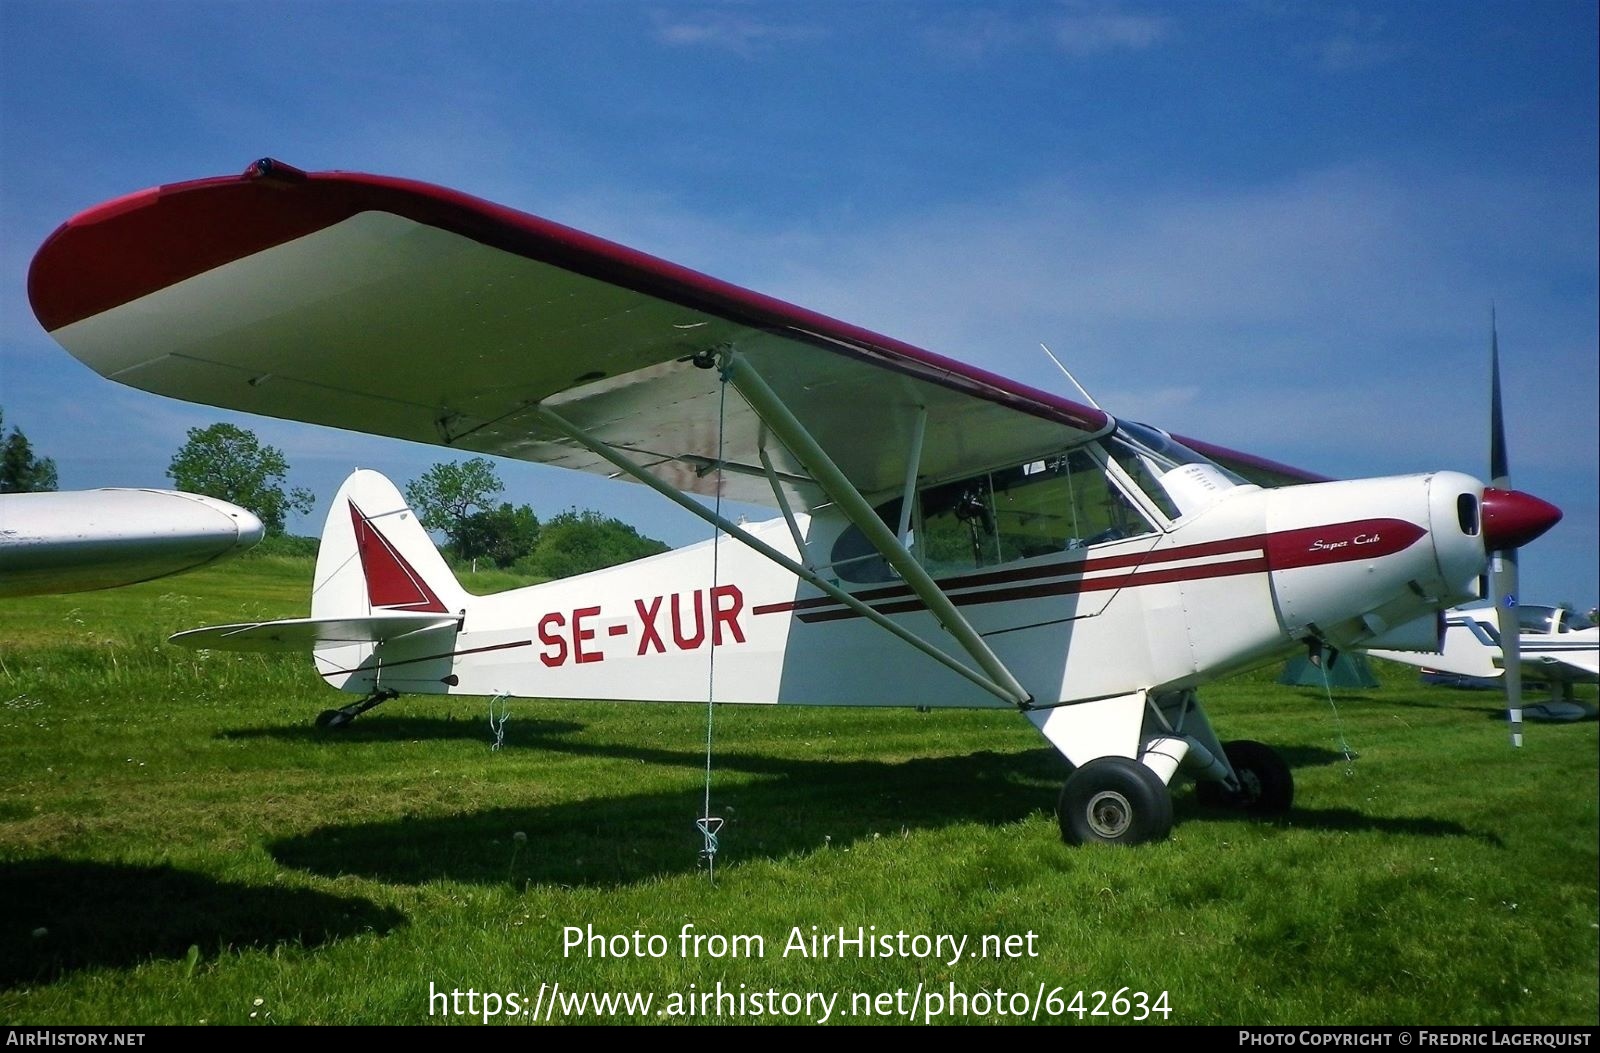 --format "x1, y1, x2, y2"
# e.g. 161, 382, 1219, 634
26, 159, 1565, 845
